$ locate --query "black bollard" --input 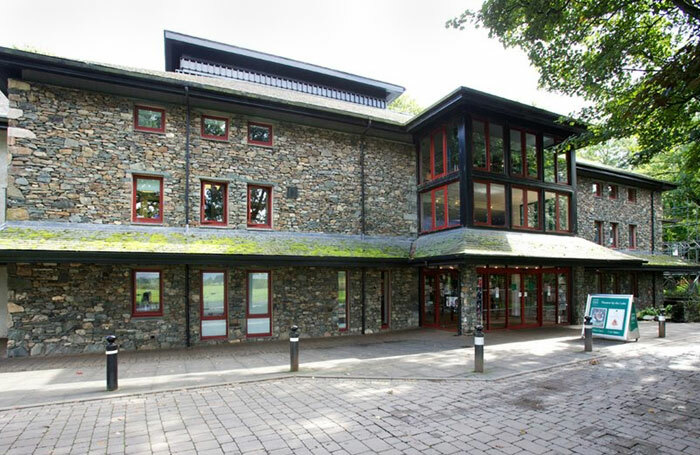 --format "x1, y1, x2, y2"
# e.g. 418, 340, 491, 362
658, 308, 666, 338
105, 335, 118, 391
289, 325, 299, 372
474, 325, 484, 373
584, 315, 593, 352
